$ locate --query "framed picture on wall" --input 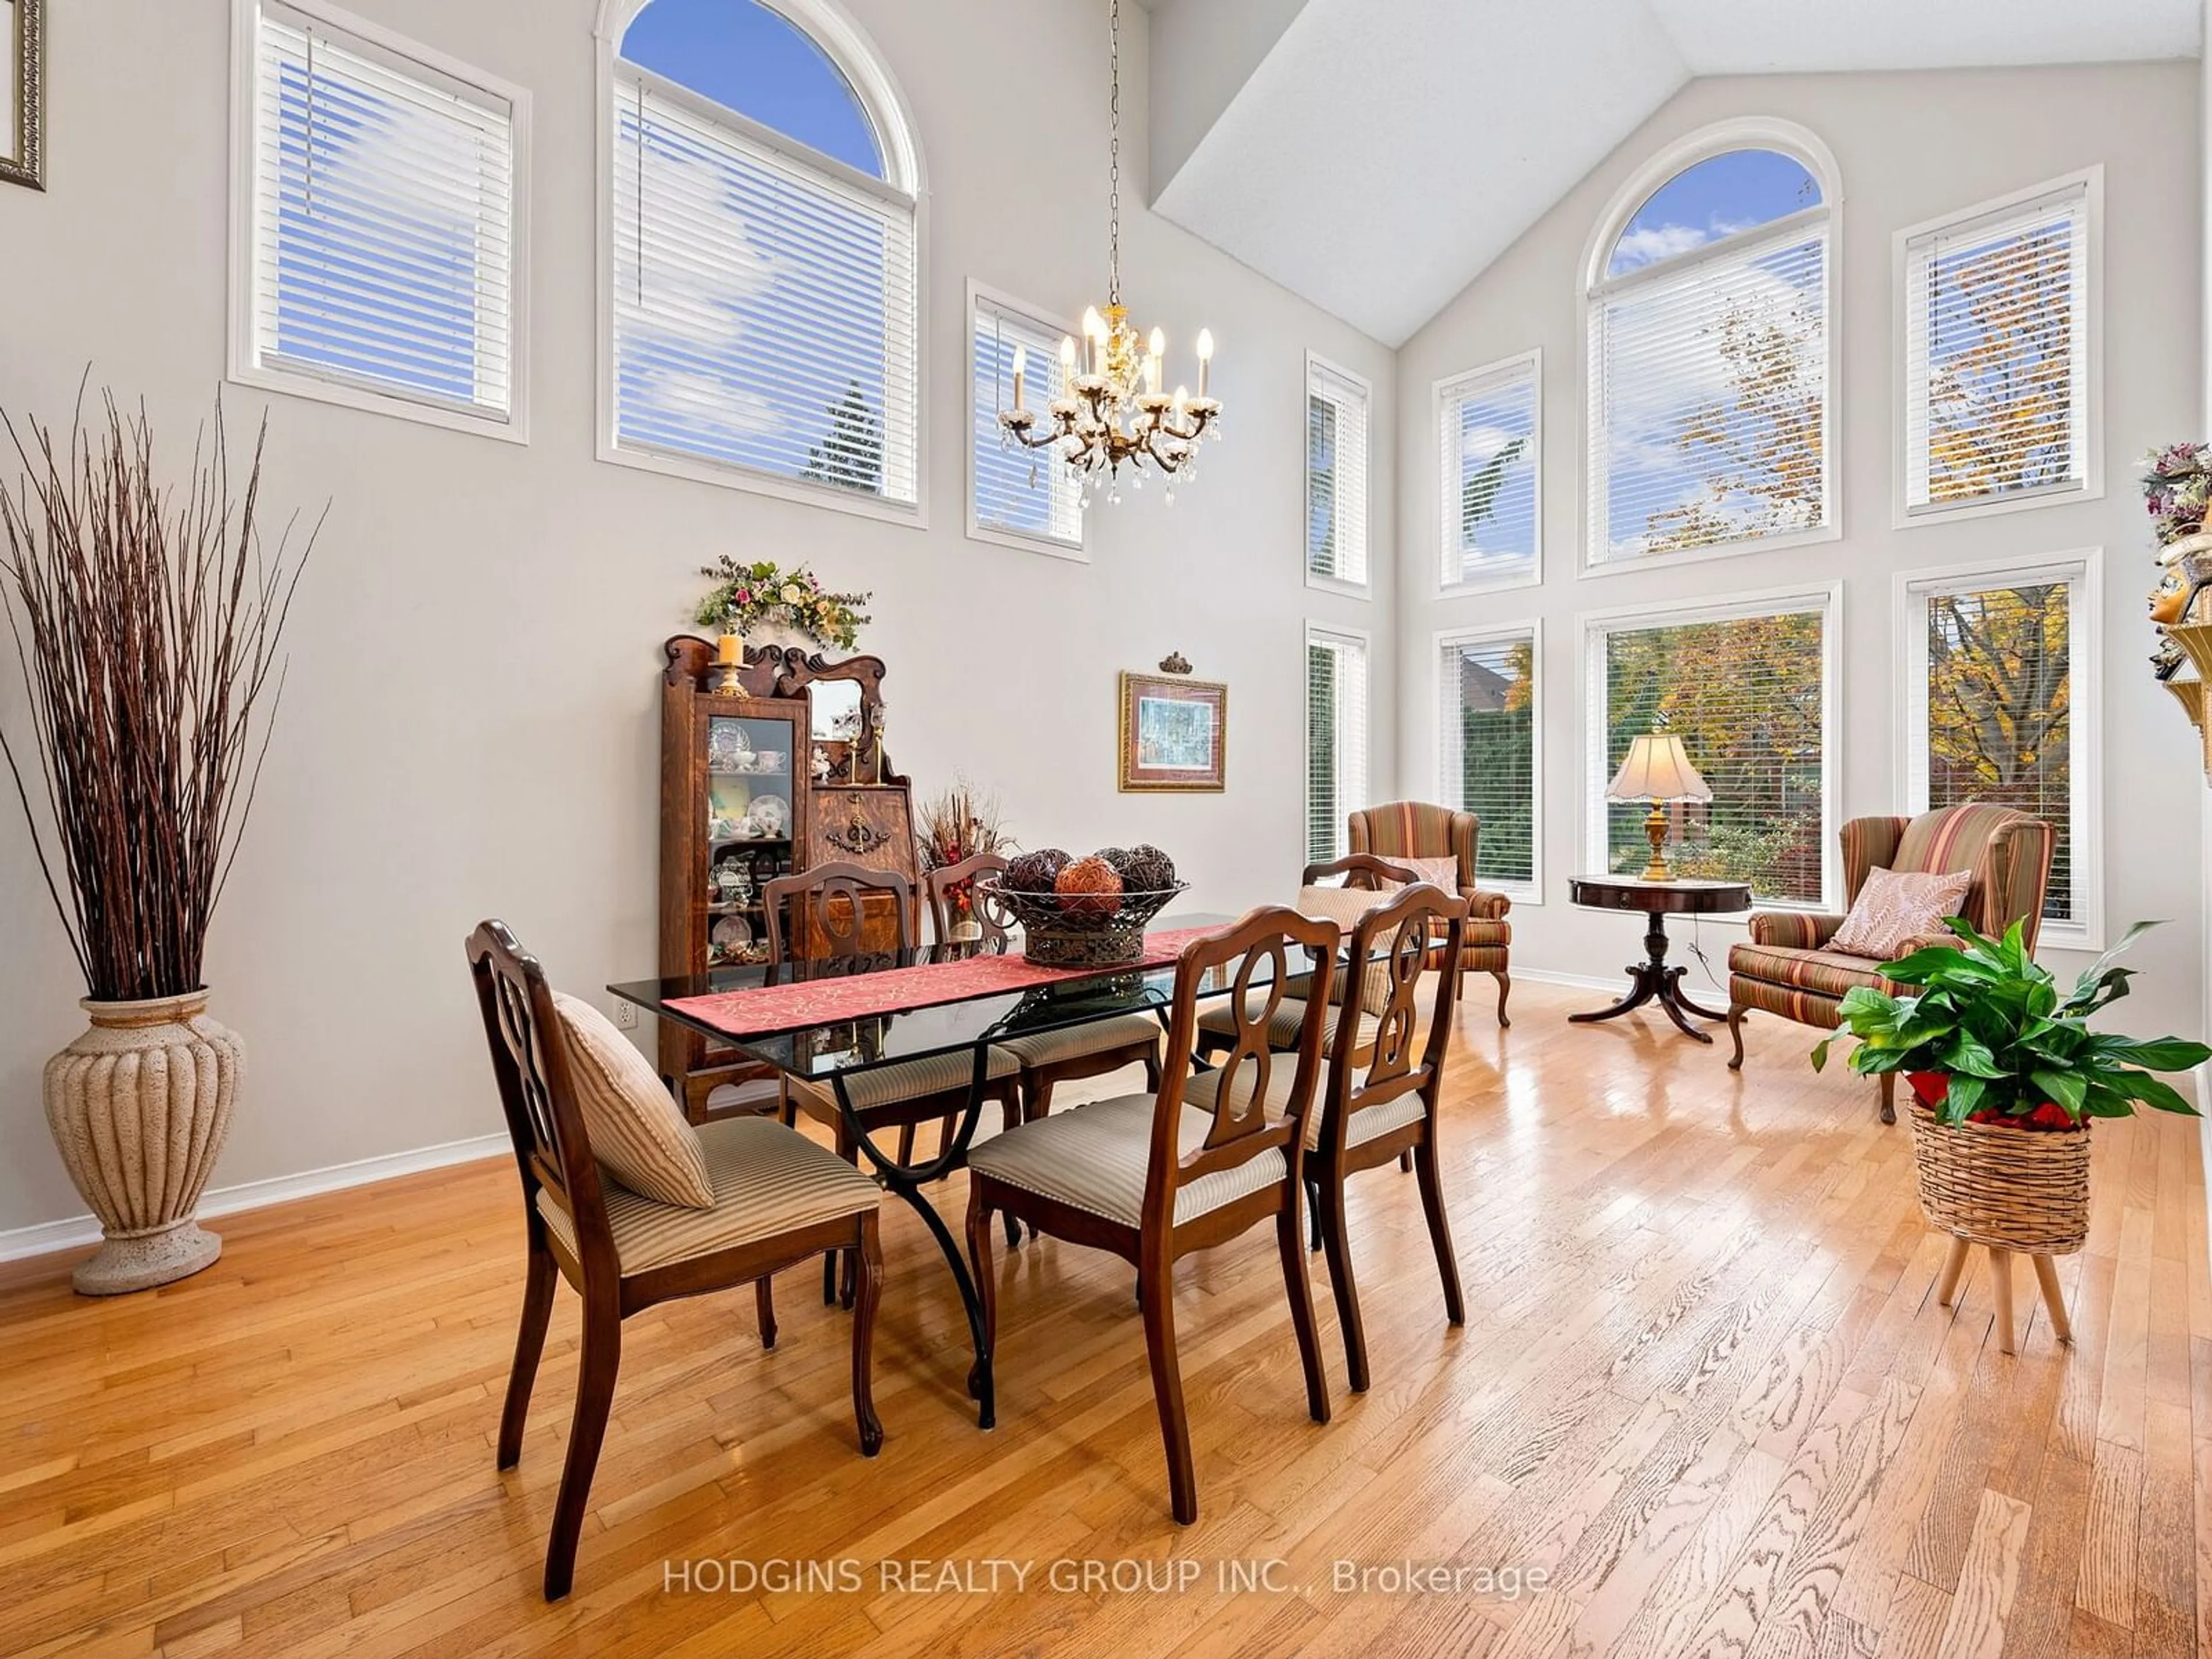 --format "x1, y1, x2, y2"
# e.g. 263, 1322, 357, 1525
1118, 671, 1227, 792
2, 0, 44, 191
